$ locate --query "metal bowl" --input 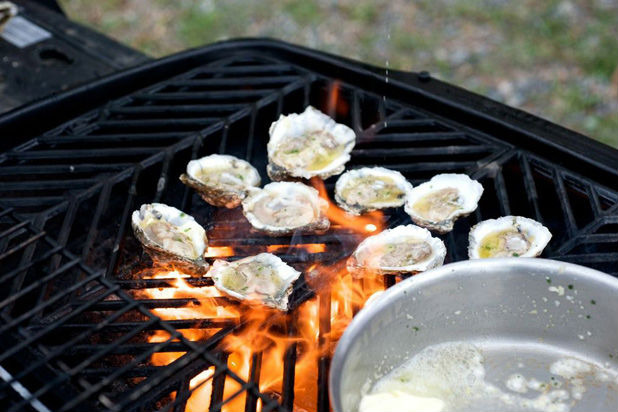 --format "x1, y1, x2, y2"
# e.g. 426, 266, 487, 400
330, 258, 618, 412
